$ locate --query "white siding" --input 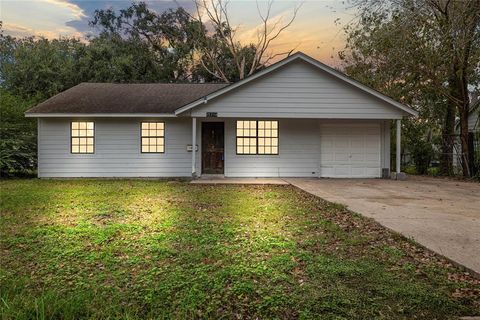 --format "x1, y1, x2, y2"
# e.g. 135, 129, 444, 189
38, 118, 193, 177
223, 119, 320, 177
468, 111, 478, 132
194, 119, 387, 178
38, 118, 389, 178
190, 61, 405, 119
381, 120, 391, 171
